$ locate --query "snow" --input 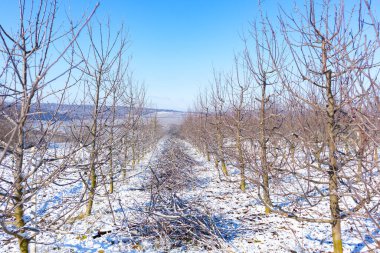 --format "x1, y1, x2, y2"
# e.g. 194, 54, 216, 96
0, 135, 379, 252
